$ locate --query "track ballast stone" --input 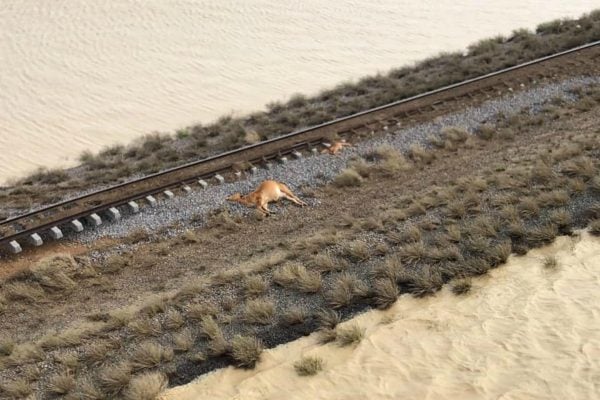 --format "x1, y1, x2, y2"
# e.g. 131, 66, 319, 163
78, 76, 600, 243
